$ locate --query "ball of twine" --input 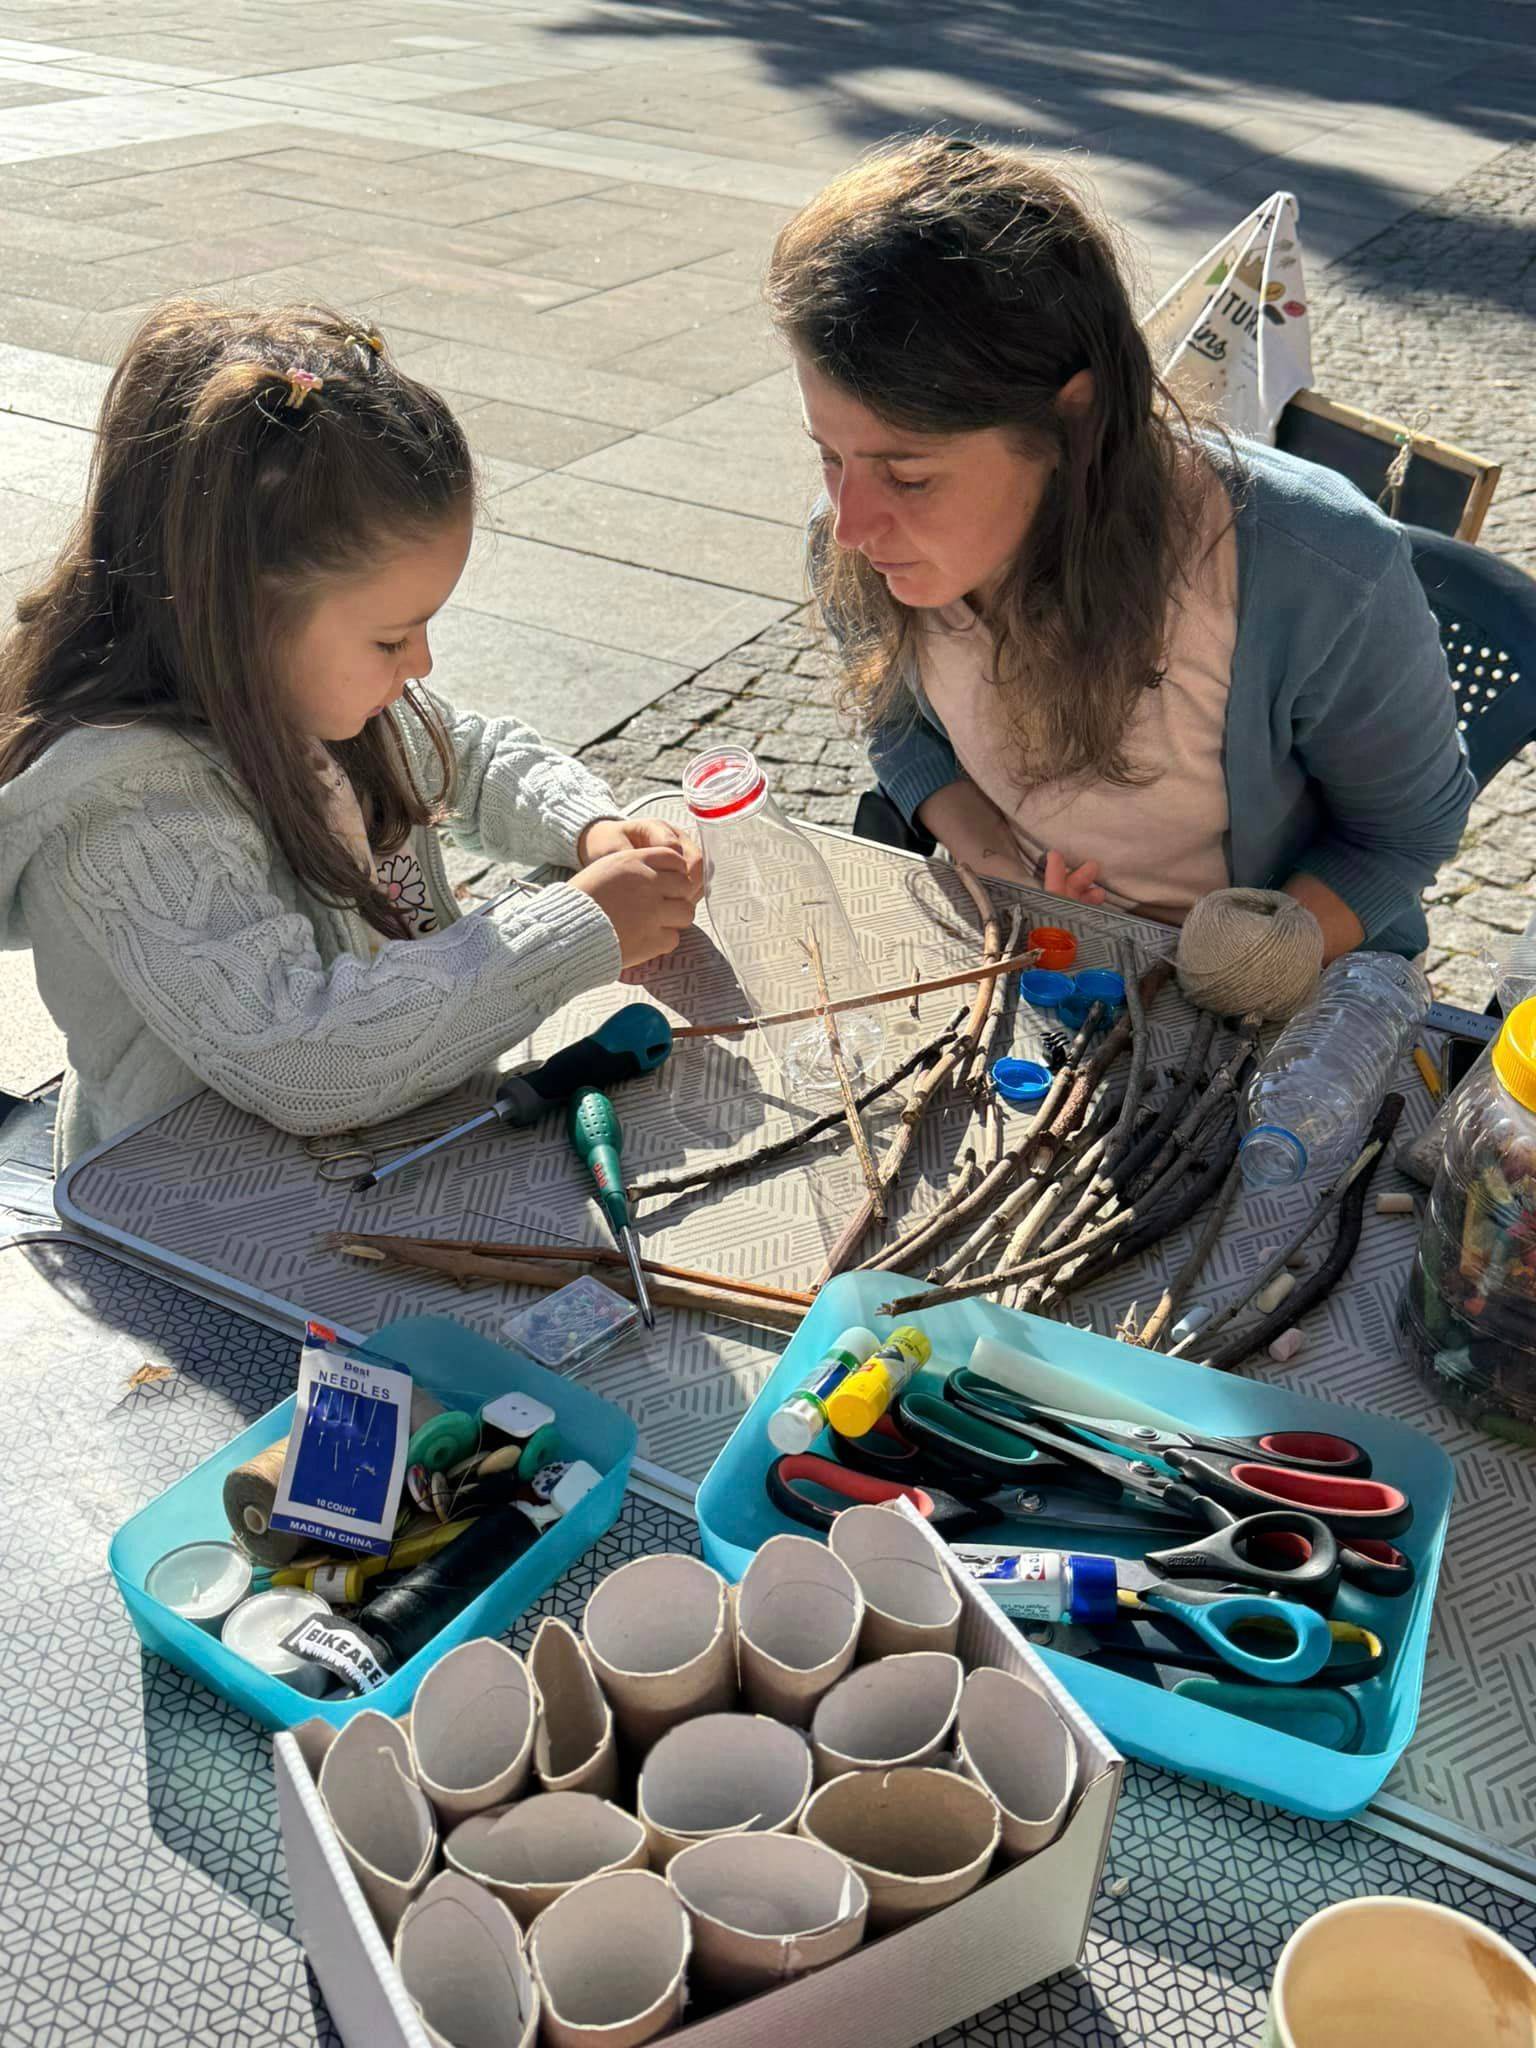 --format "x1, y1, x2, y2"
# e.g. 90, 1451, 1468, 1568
1176, 887, 1324, 1021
